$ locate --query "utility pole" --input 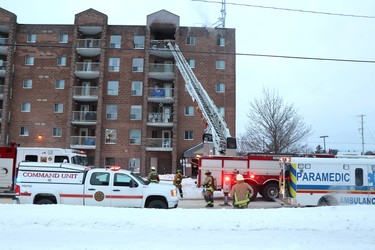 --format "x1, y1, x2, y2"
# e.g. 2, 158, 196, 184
358, 114, 366, 154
